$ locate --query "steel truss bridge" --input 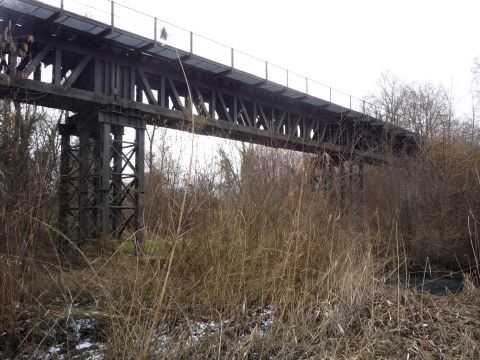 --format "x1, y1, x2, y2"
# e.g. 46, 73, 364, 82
0, 0, 418, 242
